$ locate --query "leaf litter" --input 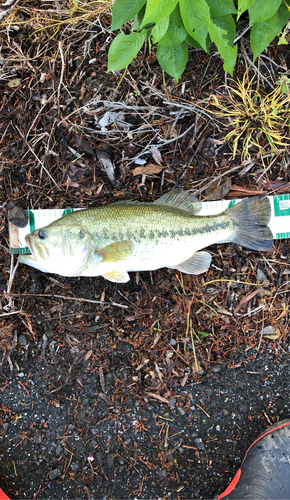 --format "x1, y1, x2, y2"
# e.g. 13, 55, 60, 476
0, 2, 290, 499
